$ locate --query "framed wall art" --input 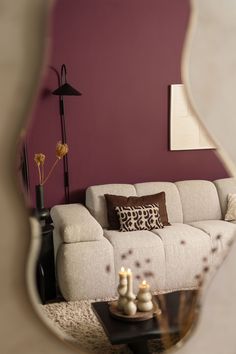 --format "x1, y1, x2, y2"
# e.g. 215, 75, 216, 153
169, 84, 215, 151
